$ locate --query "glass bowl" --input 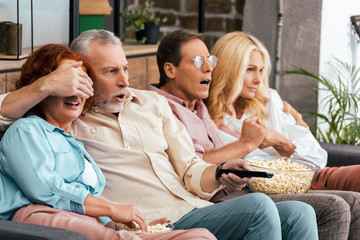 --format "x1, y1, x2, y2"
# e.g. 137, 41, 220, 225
244, 156, 319, 195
